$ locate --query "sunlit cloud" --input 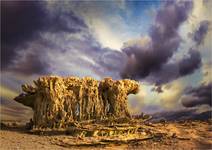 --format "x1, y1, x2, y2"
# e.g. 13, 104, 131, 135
202, 61, 212, 84
0, 85, 19, 100
159, 80, 184, 109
